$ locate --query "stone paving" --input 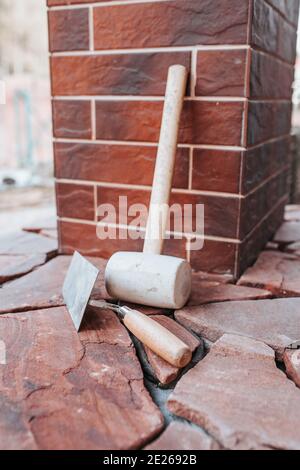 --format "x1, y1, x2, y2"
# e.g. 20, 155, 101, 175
0, 206, 300, 450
